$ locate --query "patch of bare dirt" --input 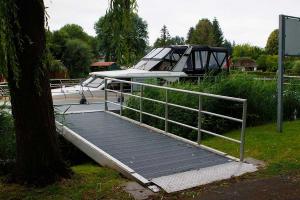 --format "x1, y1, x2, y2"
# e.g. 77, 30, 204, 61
151, 172, 300, 200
